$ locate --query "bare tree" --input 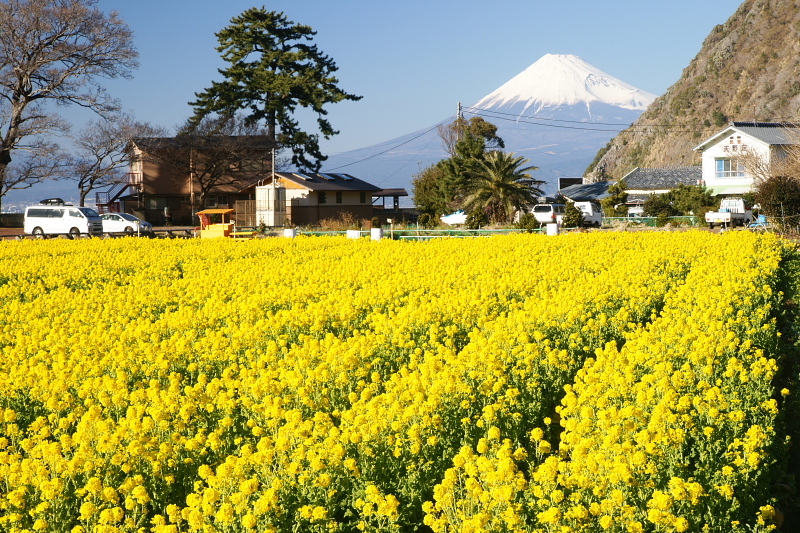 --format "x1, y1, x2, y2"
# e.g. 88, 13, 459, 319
71, 114, 166, 206
0, 0, 138, 211
737, 127, 800, 183
438, 116, 505, 157
0, 146, 70, 198
133, 116, 276, 209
